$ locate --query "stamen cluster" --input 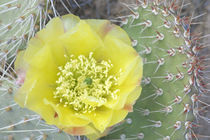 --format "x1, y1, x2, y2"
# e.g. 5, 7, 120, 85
54, 52, 120, 113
